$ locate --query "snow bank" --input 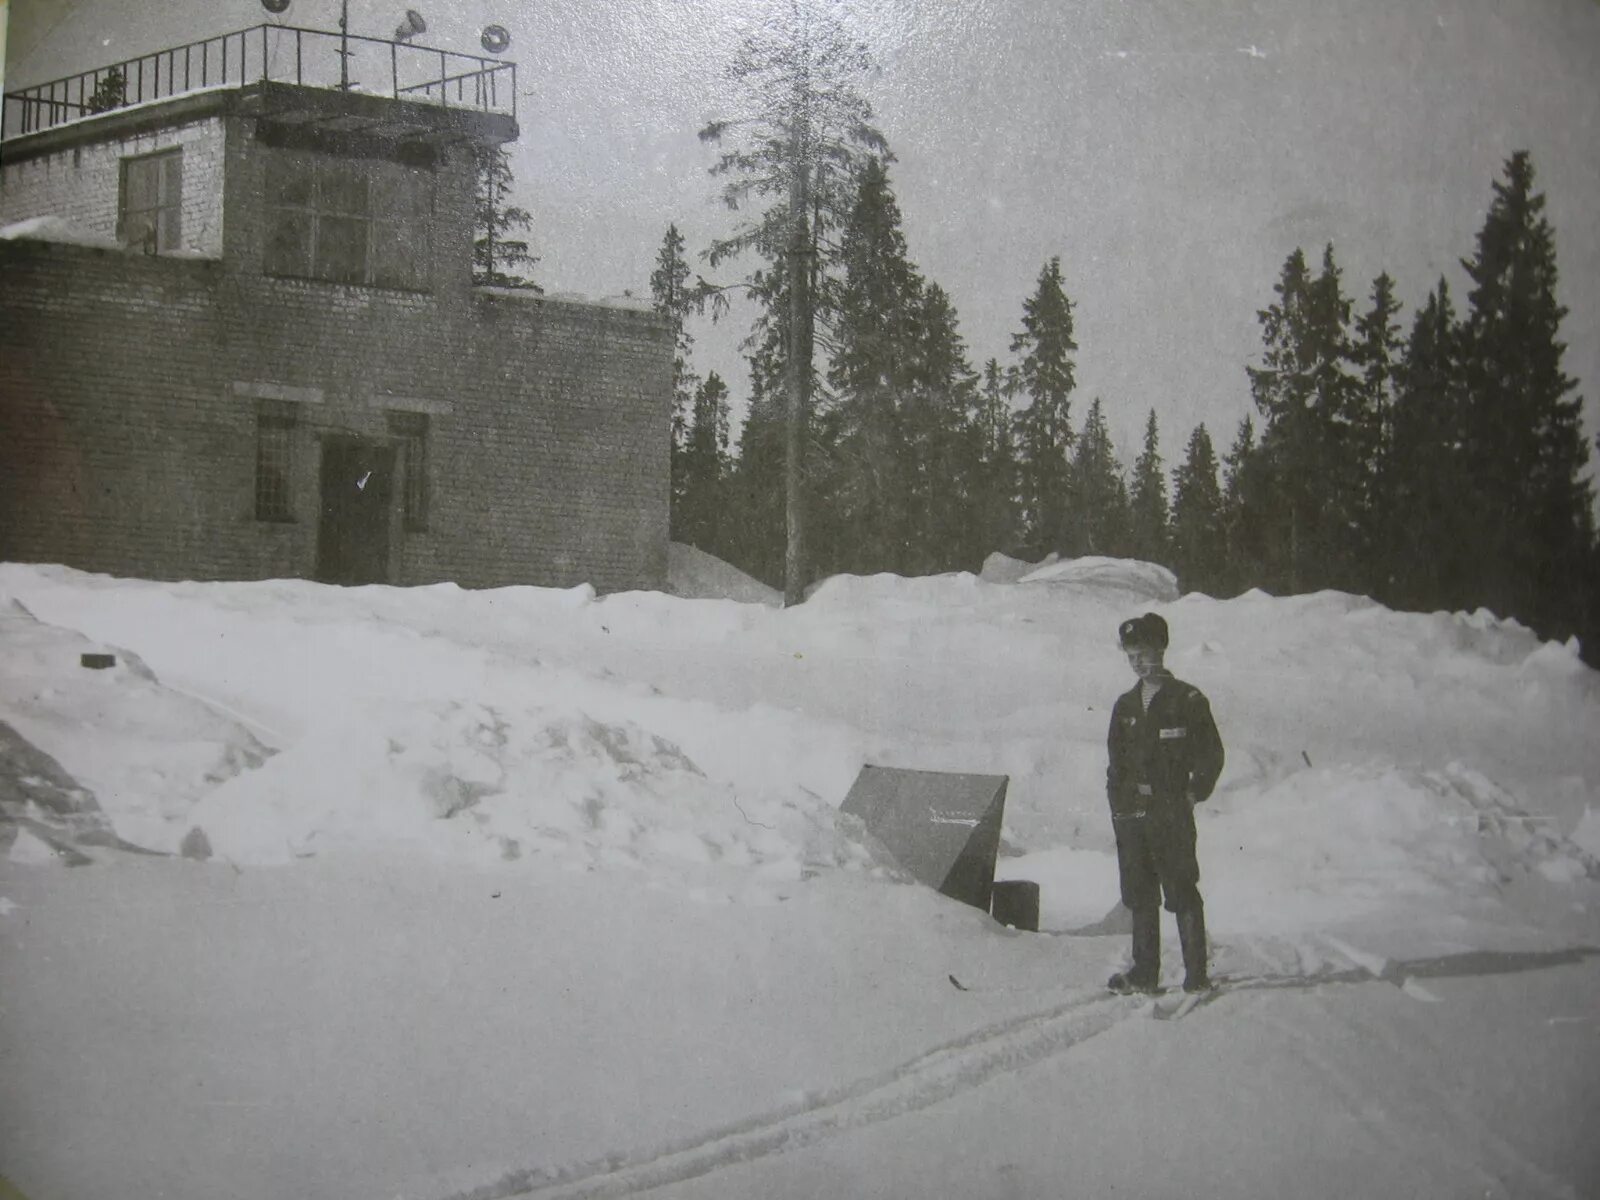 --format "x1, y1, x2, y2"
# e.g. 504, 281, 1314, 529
666, 542, 782, 606
978, 550, 1051, 584
1017, 554, 1180, 603
2, 559, 1597, 931
188, 696, 871, 876
0, 596, 269, 853
1204, 761, 1597, 932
